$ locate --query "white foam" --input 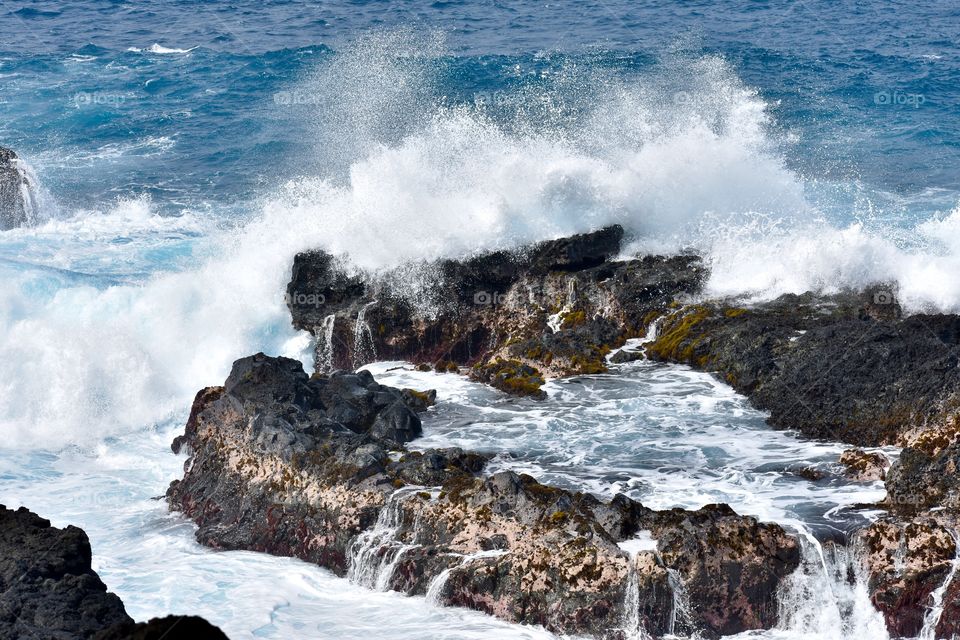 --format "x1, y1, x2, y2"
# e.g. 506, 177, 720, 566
128, 44, 197, 54
618, 531, 658, 557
